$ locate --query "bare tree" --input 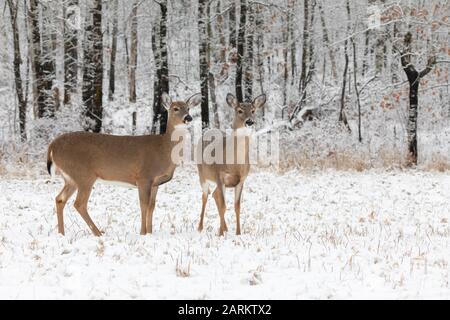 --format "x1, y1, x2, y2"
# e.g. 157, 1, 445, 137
41, 3, 56, 115
209, 1, 220, 128
318, 0, 337, 80
129, 0, 138, 103
151, 21, 161, 134
298, 0, 309, 95
338, 0, 351, 131
29, 0, 51, 118
82, 0, 103, 133
108, 0, 118, 101
399, 32, 436, 166
63, 0, 79, 105
6, 0, 27, 140
243, 4, 254, 101
288, 0, 296, 85
235, 0, 247, 102
151, 0, 169, 134
229, 0, 237, 50
198, 0, 210, 129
